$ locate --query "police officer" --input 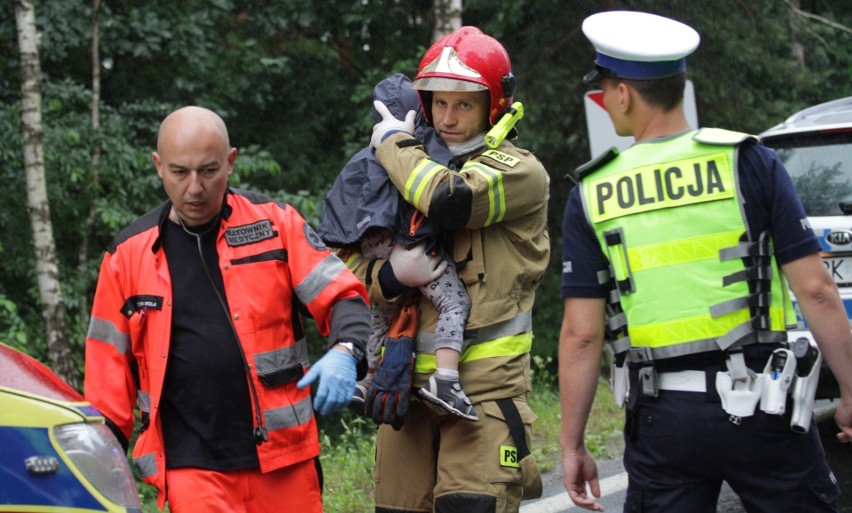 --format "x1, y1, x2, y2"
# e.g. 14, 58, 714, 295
345, 26, 551, 512
559, 10, 852, 512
